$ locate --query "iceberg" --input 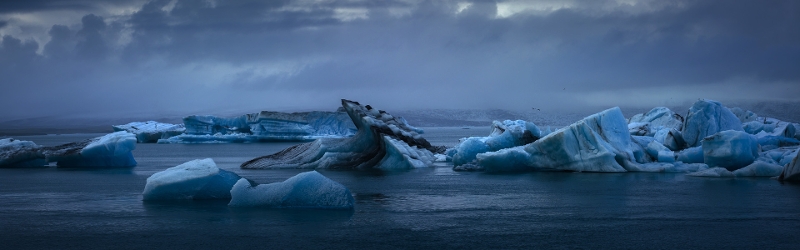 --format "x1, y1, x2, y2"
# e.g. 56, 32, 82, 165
702, 130, 759, 171
450, 120, 543, 166
228, 171, 354, 209
112, 121, 185, 143
778, 150, 800, 182
0, 138, 46, 167
240, 99, 444, 170
475, 107, 637, 173
682, 99, 743, 147
161, 111, 357, 143
43, 131, 137, 167
142, 158, 241, 200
